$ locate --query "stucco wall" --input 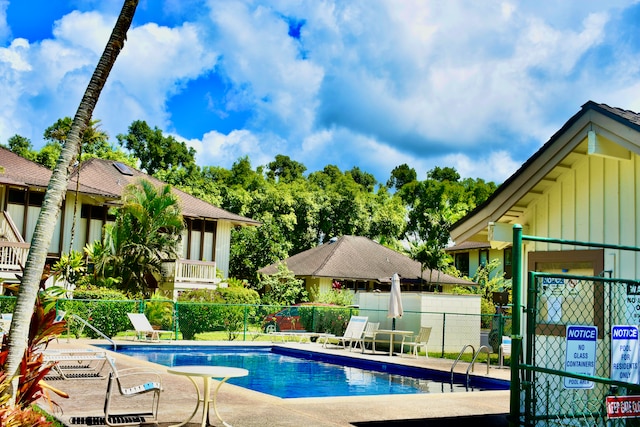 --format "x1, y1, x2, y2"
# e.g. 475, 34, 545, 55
358, 292, 481, 353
